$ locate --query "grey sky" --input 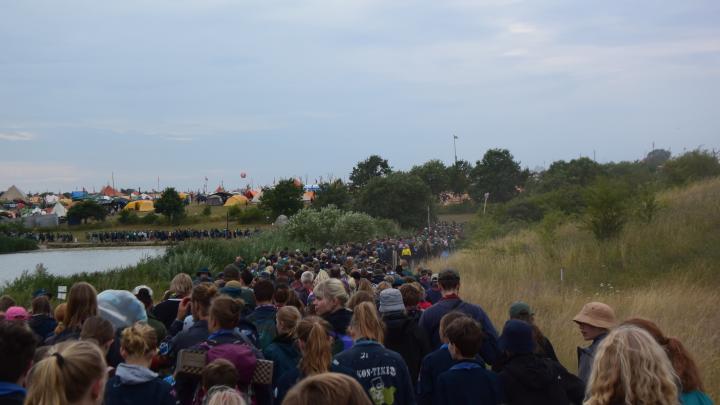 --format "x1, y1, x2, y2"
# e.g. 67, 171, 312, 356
1, 0, 719, 193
